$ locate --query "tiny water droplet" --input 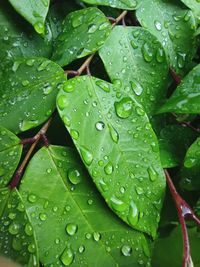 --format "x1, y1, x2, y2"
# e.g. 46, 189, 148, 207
148, 166, 157, 181
95, 121, 105, 131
